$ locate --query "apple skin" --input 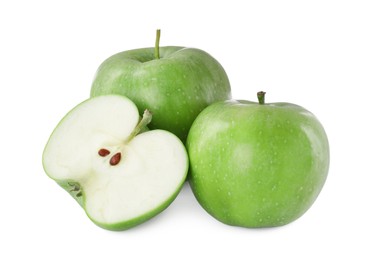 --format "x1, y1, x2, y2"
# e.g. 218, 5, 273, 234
90, 46, 231, 143
186, 98, 329, 228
